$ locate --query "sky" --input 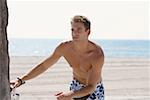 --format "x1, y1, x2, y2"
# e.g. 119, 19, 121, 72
7, 0, 149, 40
